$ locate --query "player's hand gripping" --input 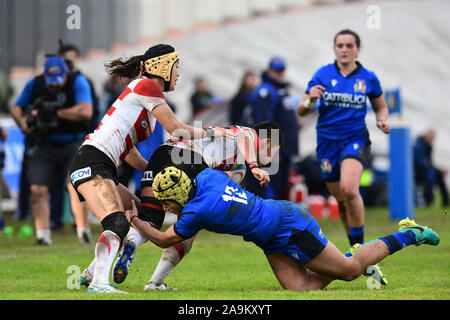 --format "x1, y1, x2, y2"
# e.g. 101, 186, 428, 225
204, 127, 237, 140
251, 167, 270, 187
